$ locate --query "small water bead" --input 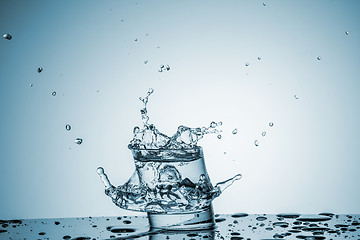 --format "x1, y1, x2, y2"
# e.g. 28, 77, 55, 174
52, 91, 56, 96
256, 216, 267, 221
254, 140, 259, 146
37, 67, 43, 73
262, 131, 266, 137
317, 56, 321, 60
3, 33, 12, 40
75, 138, 83, 145
269, 122, 274, 127
232, 128, 238, 134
